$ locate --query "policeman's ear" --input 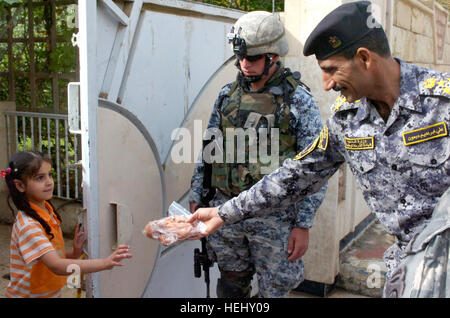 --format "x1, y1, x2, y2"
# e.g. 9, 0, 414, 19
355, 47, 372, 71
